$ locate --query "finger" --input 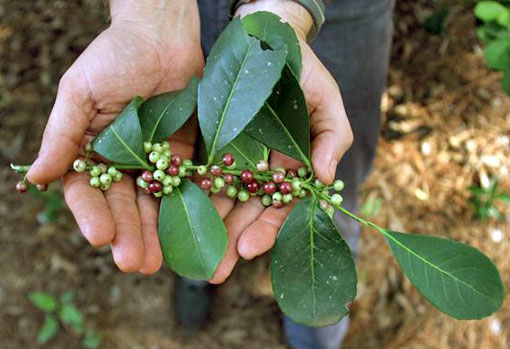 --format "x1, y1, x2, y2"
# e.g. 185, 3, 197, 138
28, 69, 94, 184
63, 172, 115, 247
137, 191, 163, 275
209, 197, 264, 284
237, 201, 296, 260
104, 176, 144, 273
270, 151, 303, 170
